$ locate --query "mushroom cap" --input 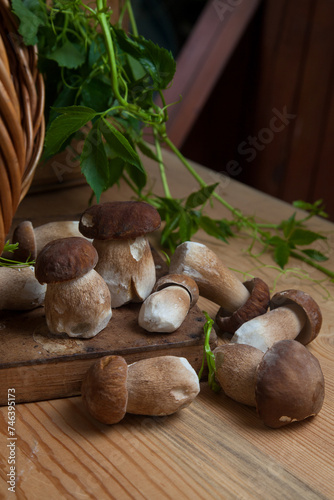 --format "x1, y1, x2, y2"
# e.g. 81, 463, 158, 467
81, 356, 128, 424
216, 277, 270, 334
12, 220, 37, 261
255, 340, 325, 428
153, 273, 199, 308
270, 289, 322, 345
79, 201, 161, 240
35, 237, 98, 284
